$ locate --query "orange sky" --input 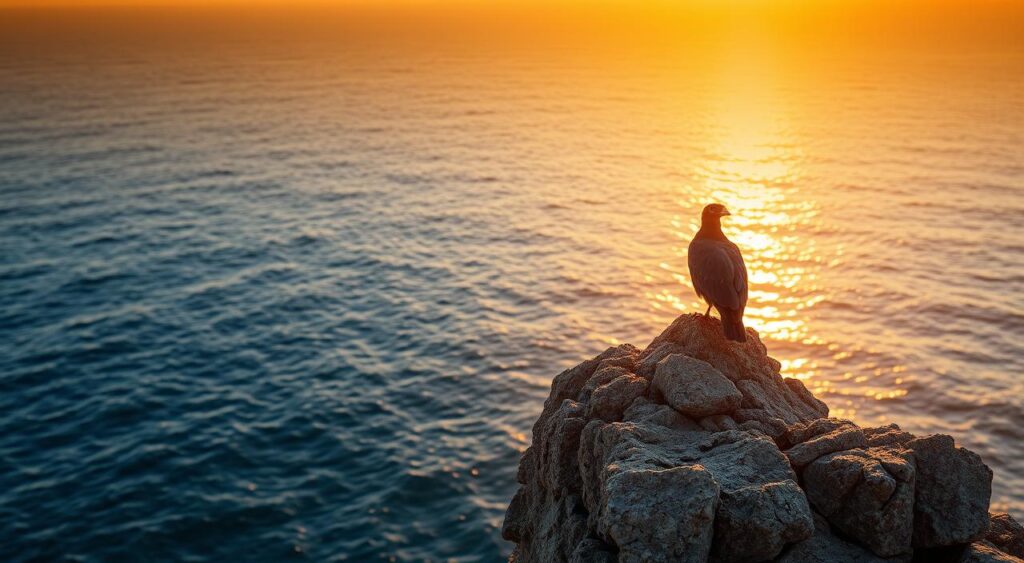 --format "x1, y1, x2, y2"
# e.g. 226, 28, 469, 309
2, 0, 1020, 49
